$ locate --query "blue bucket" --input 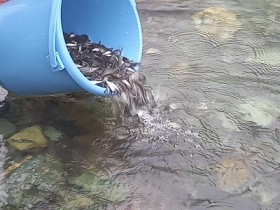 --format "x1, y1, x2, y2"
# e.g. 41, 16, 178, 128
0, 0, 142, 96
